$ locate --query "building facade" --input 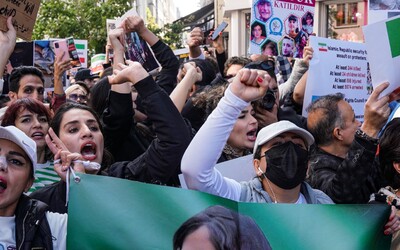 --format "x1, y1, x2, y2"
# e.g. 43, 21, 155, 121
217, 0, 368, 57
